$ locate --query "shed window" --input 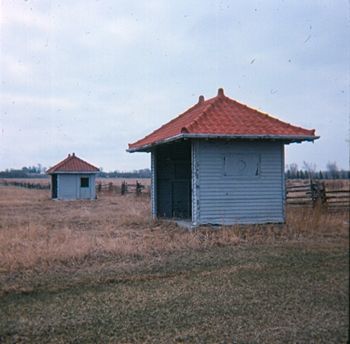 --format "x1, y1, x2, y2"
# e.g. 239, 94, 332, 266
224, 154, 260, 177
80, 177, 89, 188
